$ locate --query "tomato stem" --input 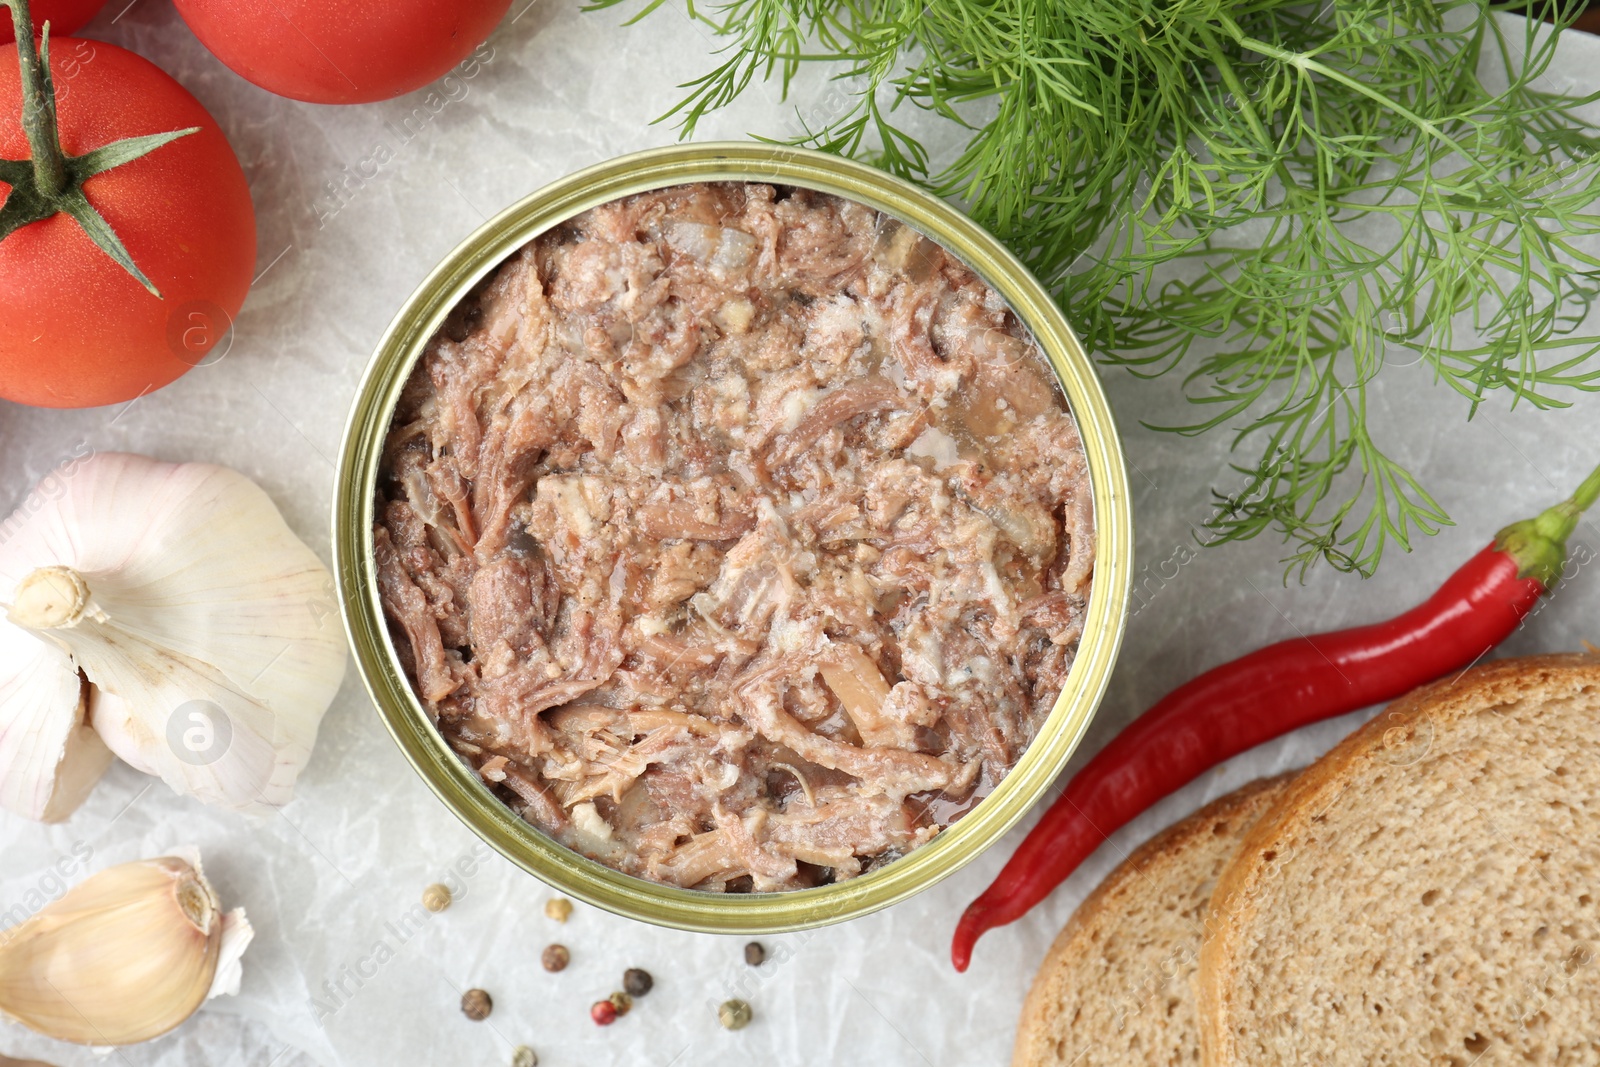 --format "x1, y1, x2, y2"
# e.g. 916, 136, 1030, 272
2, 0, 67, 196
0, 0, 201, 298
